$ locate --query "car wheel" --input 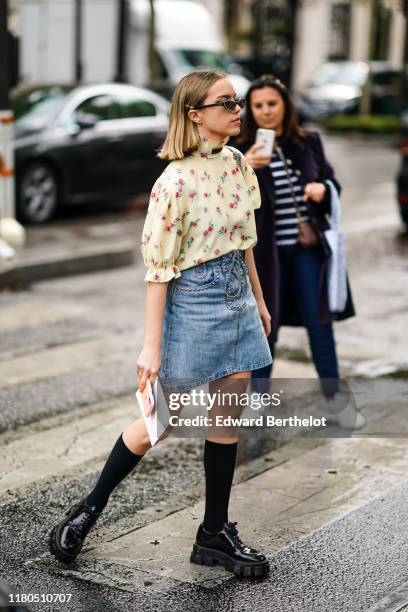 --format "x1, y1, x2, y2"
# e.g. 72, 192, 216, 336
17, 162, 59, 223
